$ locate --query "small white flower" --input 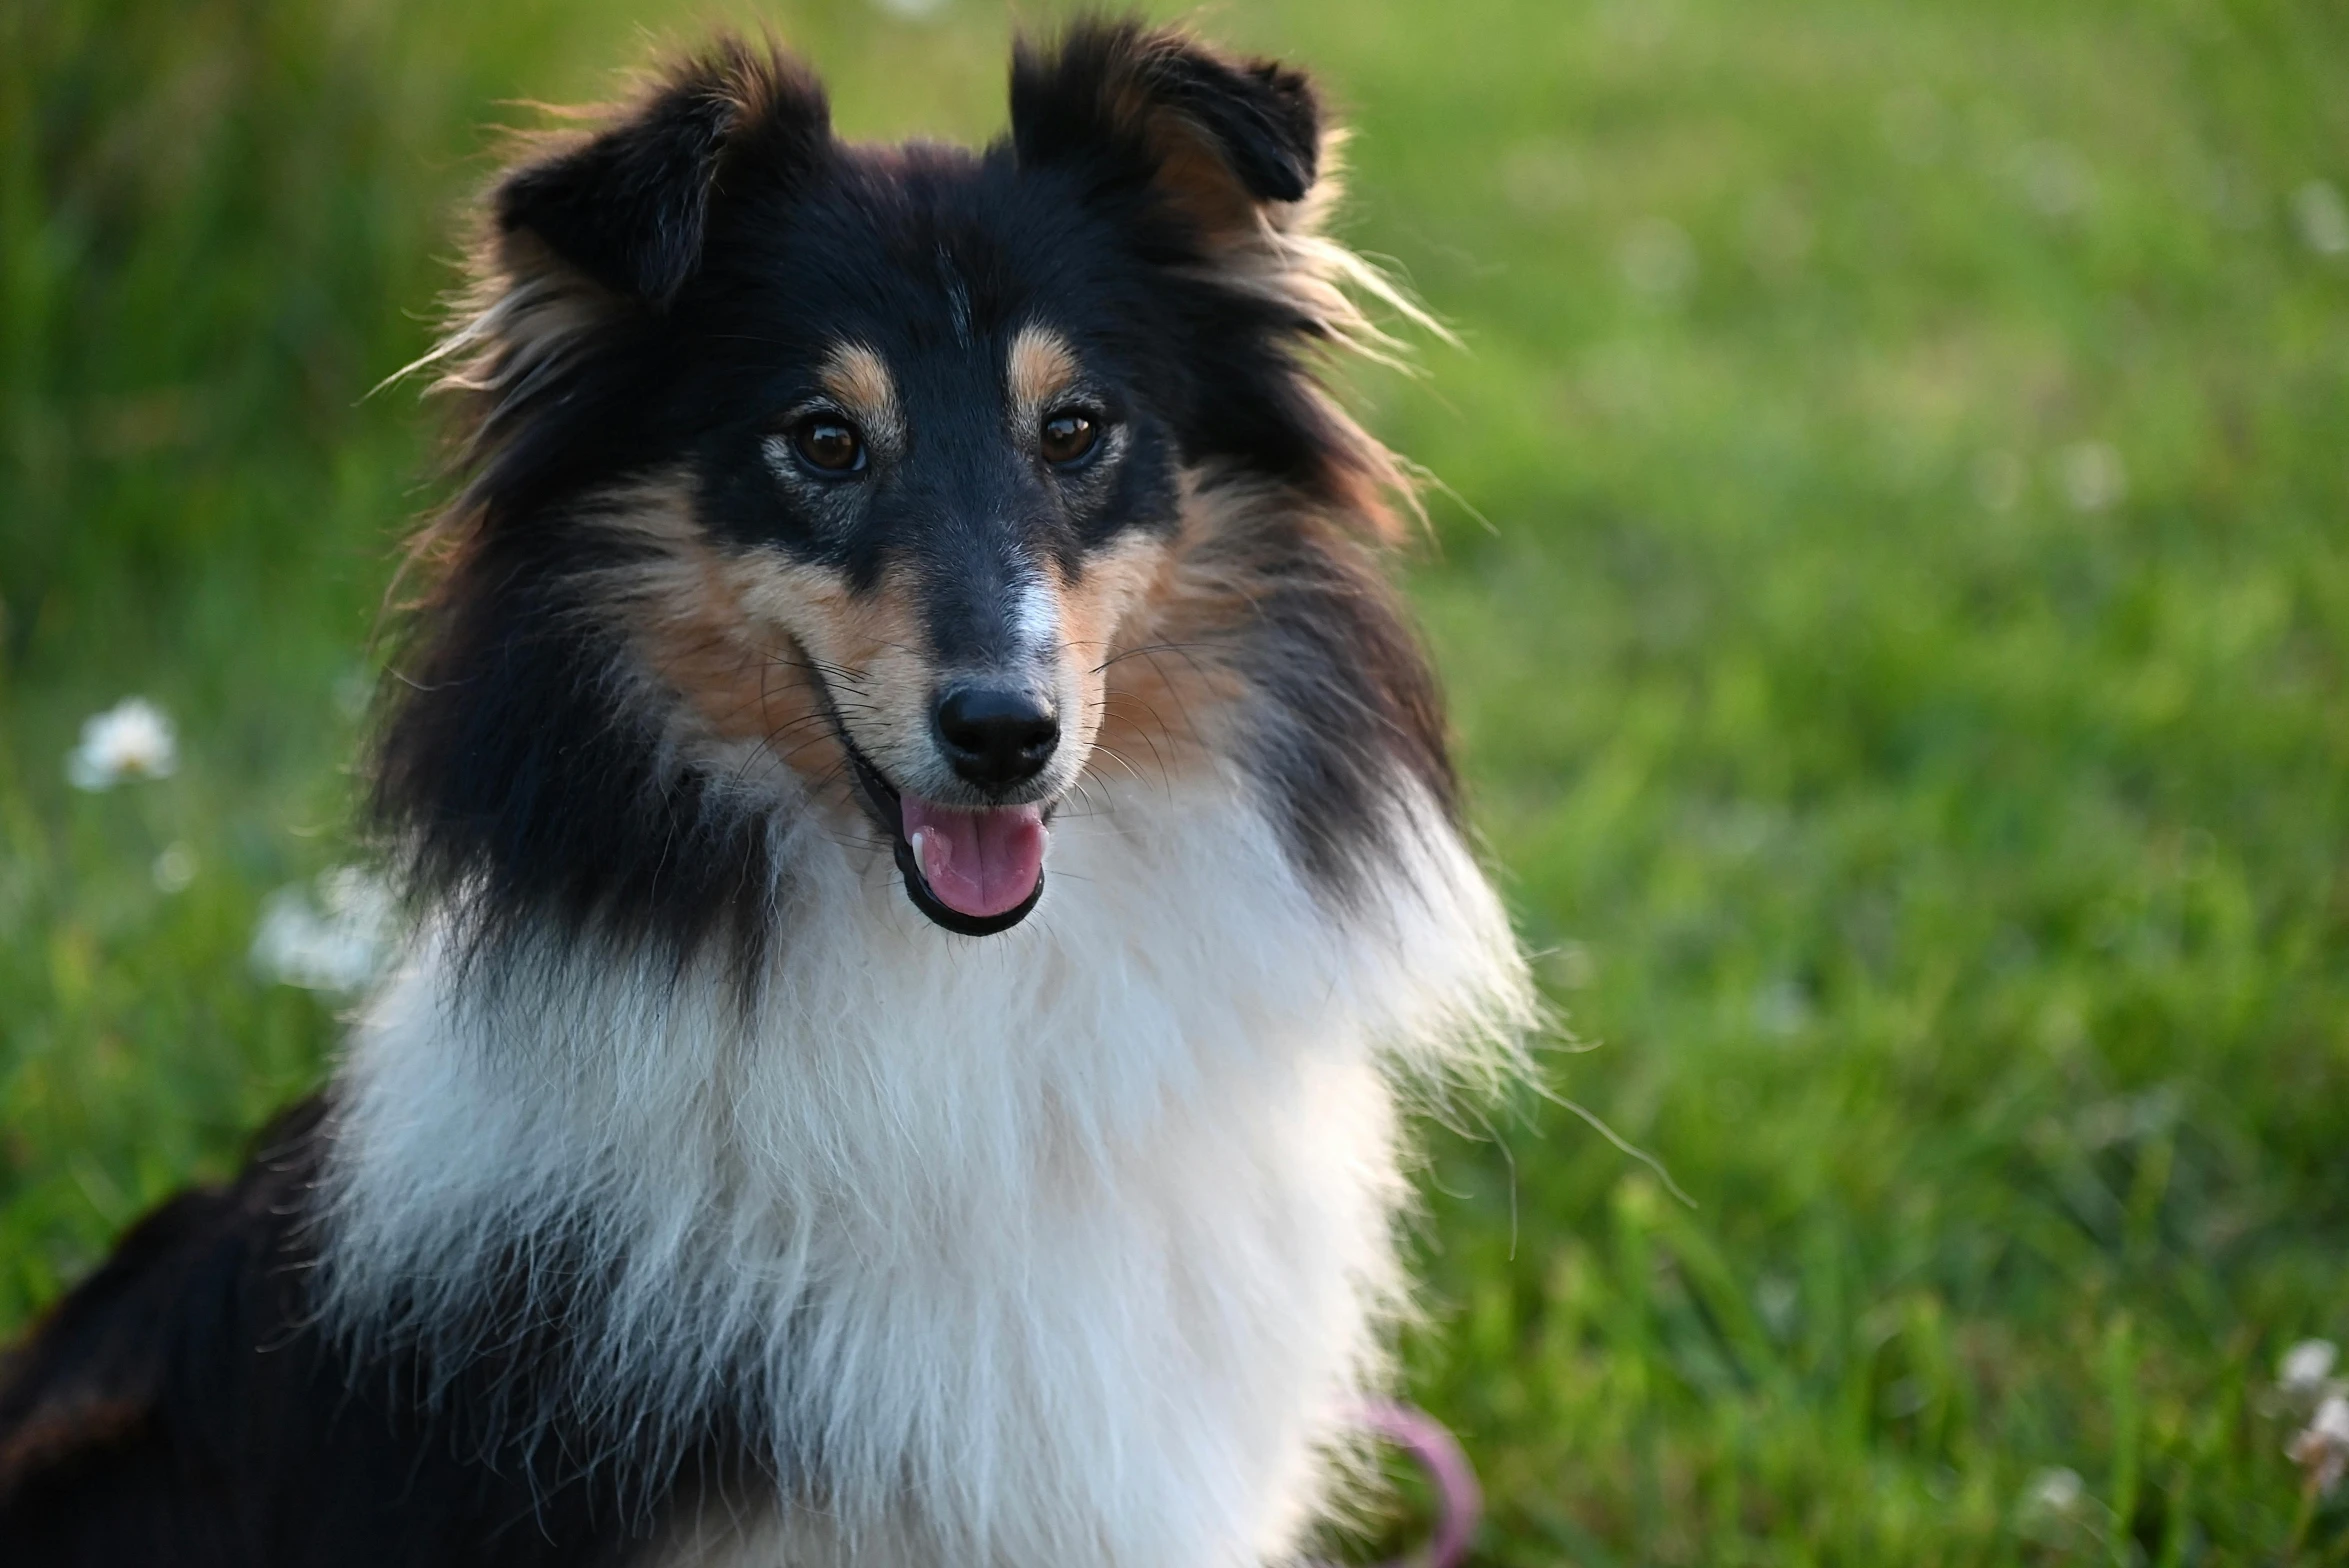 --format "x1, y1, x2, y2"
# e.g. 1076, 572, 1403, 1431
2027, 1466, 2084, 1516
2013, 140, 2093, 217
2057, 441, 2126, 513
66, 698, 177, 790
152, 842, 198, 894
1618, 218, 1698, 302
251, 866, 395, 993
1752, 977, 1813, 1038
2281, 1339, 2339, 1396
2016, 1465, 2104, 1549
2294, 180, 2349, 258
2292, 1393, 2349, 1495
